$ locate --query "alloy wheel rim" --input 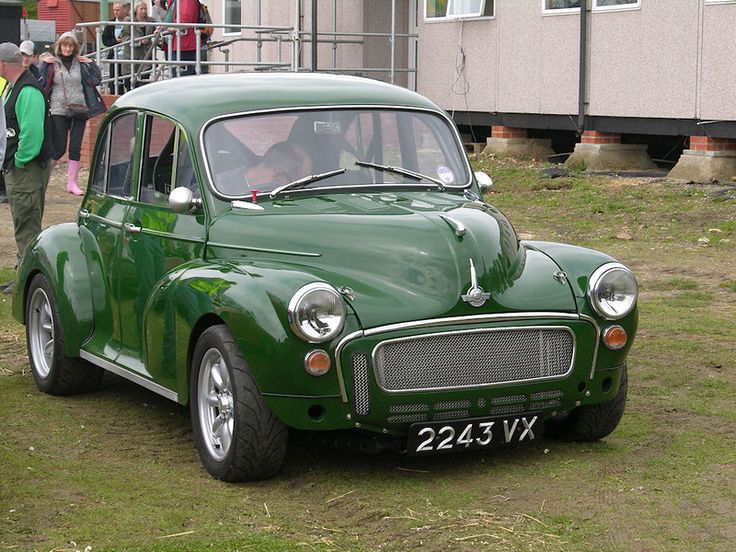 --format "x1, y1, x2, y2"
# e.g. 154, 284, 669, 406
197, 348, 234, 461
28, 288, 54, 379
